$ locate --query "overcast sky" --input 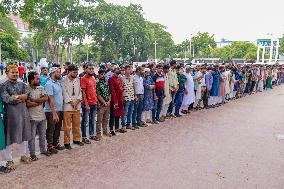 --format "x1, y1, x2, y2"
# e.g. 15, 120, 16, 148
106, 0, 284, 43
